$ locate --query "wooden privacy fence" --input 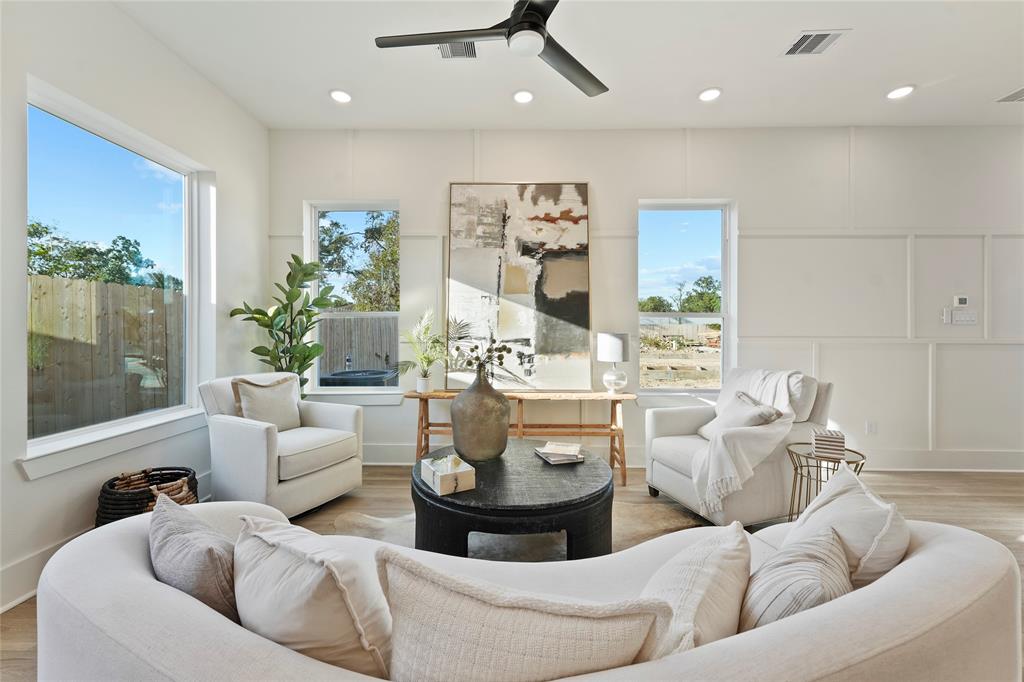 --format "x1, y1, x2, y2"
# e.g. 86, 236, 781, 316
319, 312, 399, 378
28, 275, 184, 439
